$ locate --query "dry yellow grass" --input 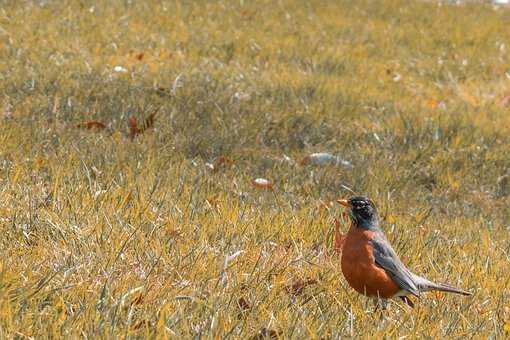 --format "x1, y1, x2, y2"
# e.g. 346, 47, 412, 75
0, 0, 509, 338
